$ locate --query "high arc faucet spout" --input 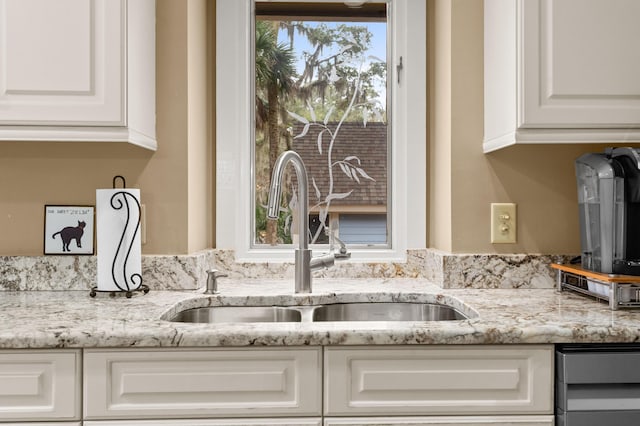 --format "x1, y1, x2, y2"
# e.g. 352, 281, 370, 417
267, 150, 346, 294
266, 150, 309, 250
267, 151, 312, 293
